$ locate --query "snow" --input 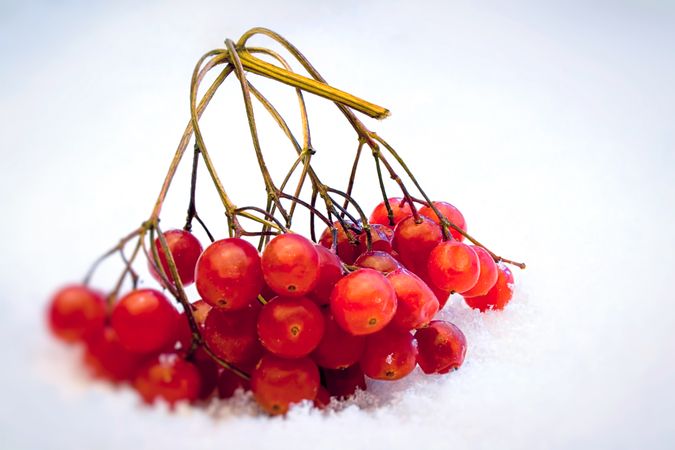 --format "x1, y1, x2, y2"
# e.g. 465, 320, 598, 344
1, 1, 675, 449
